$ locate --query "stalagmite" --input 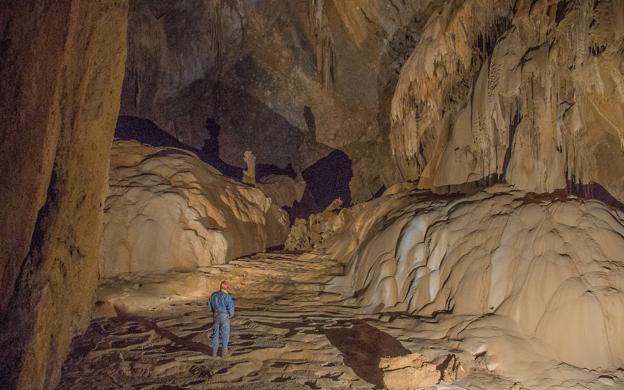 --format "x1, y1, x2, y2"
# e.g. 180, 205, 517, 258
242, 150, 257, 185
